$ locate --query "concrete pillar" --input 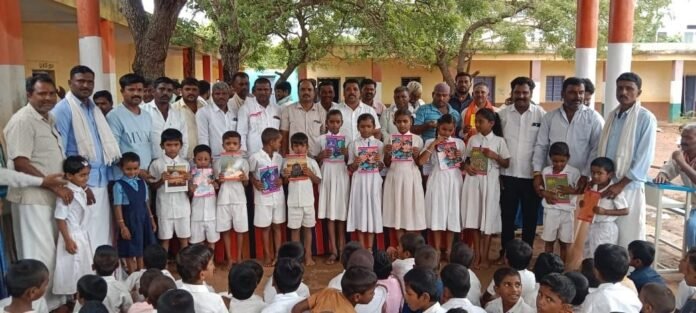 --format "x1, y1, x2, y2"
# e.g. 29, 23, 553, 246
0, 0, 26, 127
202, 54, 211, 81
371, 60, 383, 104
99, 19, 117, 97
575, 0, 600, 109
530, 60, 542, 105
76, 0, 104, 91
604, 0, 635, 116
670, 60, 684, 122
